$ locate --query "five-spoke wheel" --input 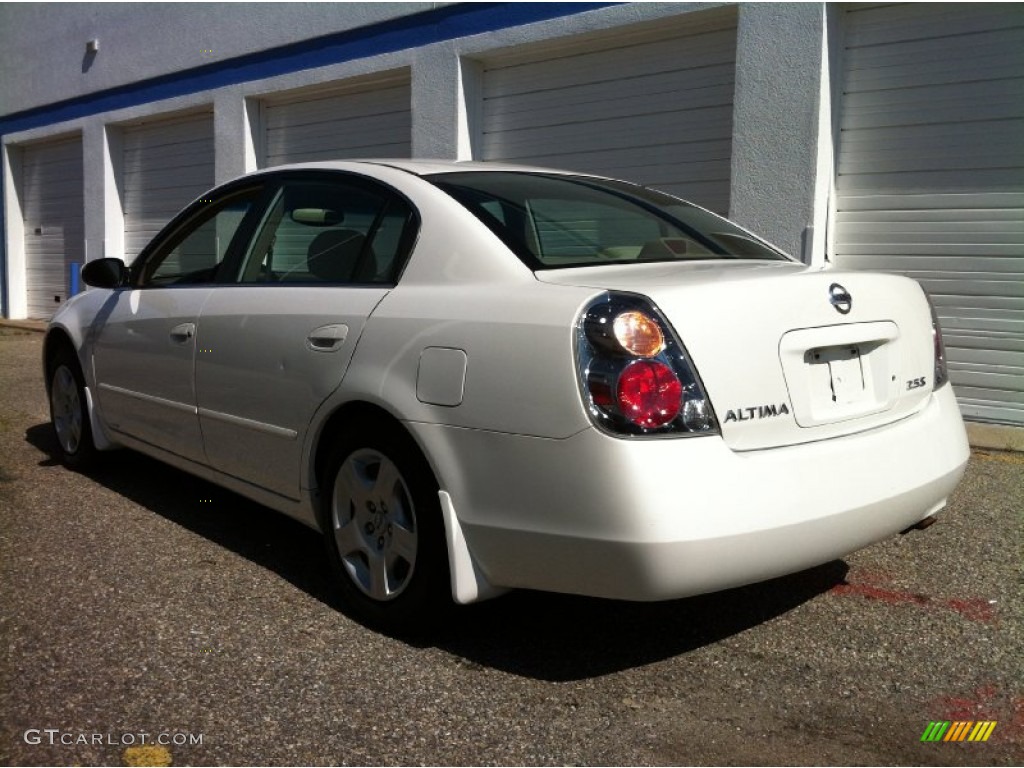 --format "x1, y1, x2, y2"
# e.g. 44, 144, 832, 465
46, 347, 96, 469
322, 420, 451, 633
331, 448, 419, 601
51, 363, 84, 456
